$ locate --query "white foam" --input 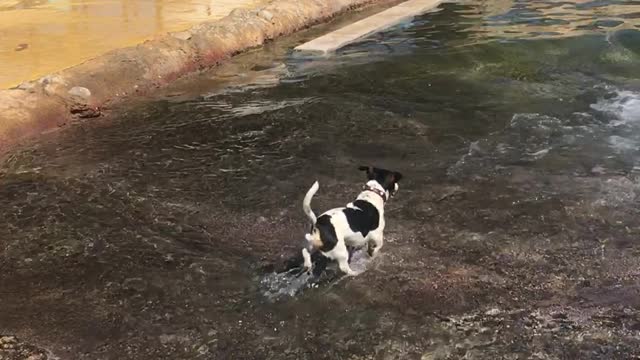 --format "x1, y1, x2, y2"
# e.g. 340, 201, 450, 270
590, 89, 640, 156
591, 90, 640, 126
